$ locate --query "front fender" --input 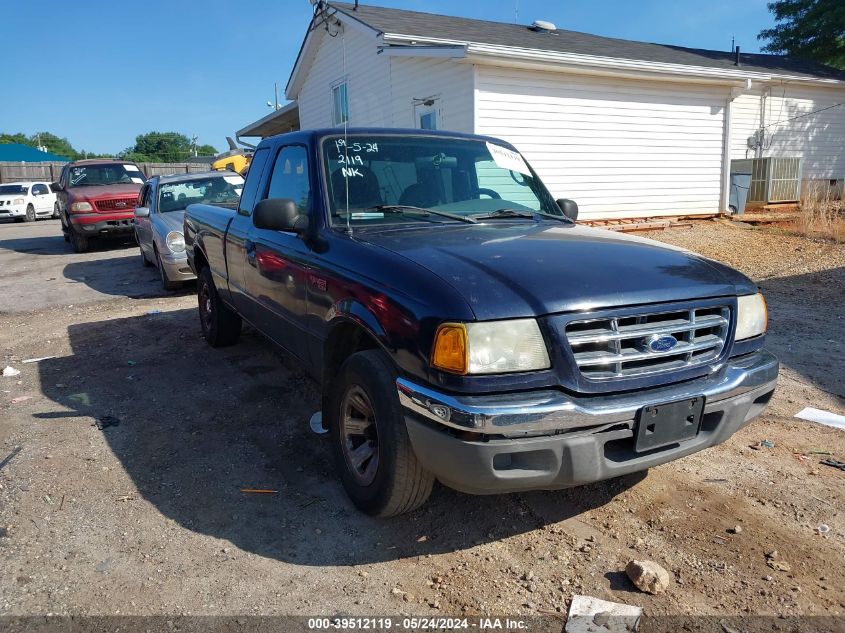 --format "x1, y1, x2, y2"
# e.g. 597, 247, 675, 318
327, 298, 391, 350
